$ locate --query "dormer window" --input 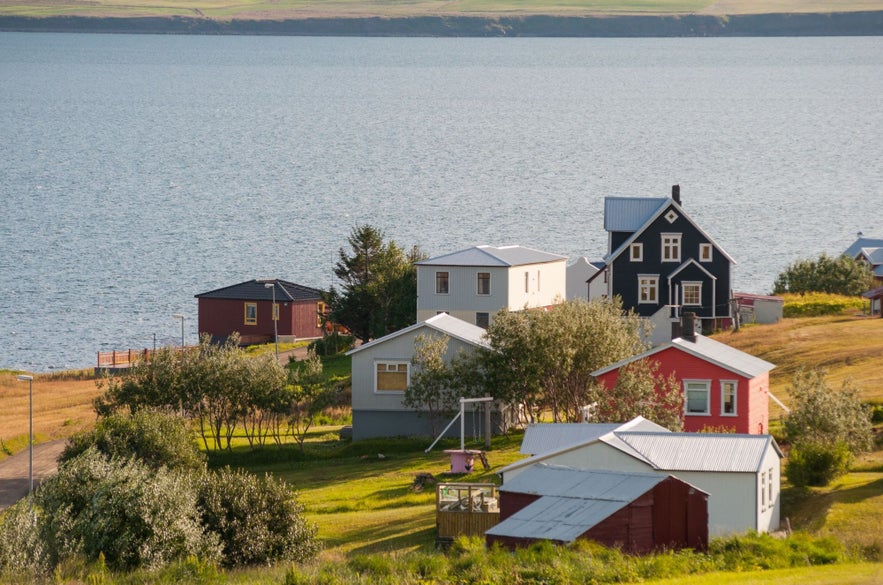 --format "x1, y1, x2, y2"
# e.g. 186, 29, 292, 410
630, 243, 643, 262
699, 243, 713, 262
661, 234, 681, 262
